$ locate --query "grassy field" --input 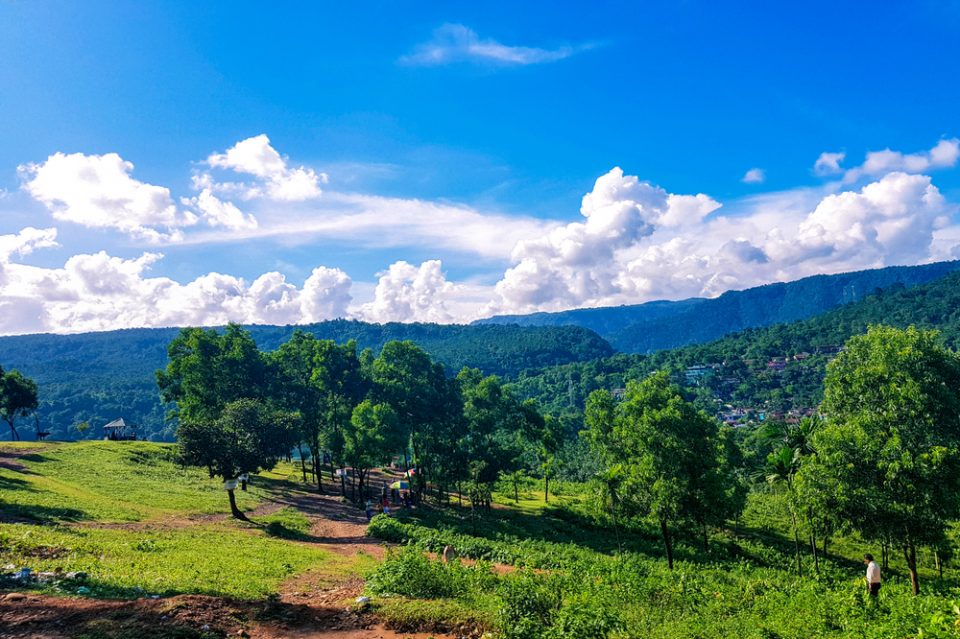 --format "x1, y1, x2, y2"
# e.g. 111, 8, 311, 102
0, 441, 281, 522
5, 441, 960, 638
365, 487, 960, 639
0, 441, 363, 603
